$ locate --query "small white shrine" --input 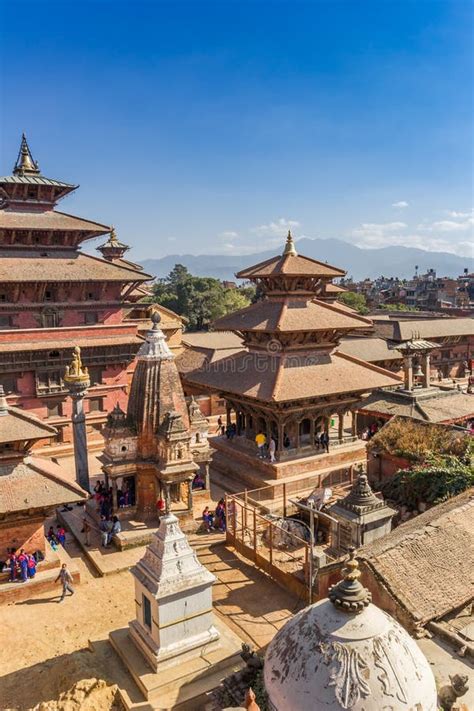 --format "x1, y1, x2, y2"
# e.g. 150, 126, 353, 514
129, 511, 220, 671
109, 511, 243, 709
